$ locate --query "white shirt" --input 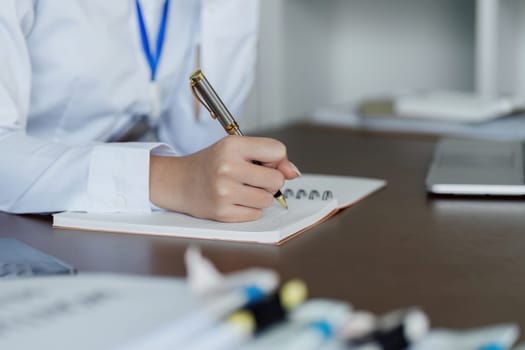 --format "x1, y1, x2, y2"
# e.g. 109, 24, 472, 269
0, 0, 259, 214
